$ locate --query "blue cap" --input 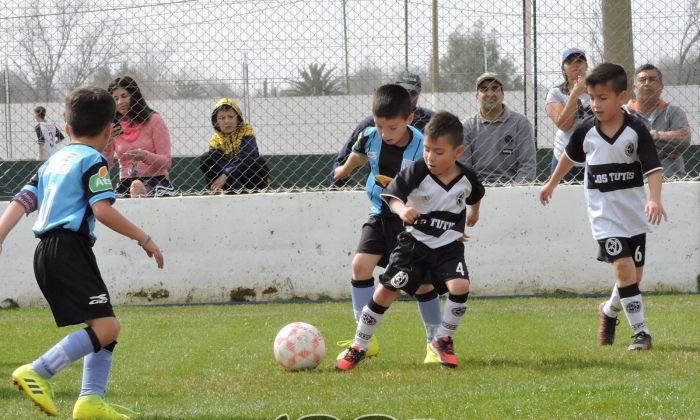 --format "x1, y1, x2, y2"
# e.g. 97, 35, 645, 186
562, 48, 586, 64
